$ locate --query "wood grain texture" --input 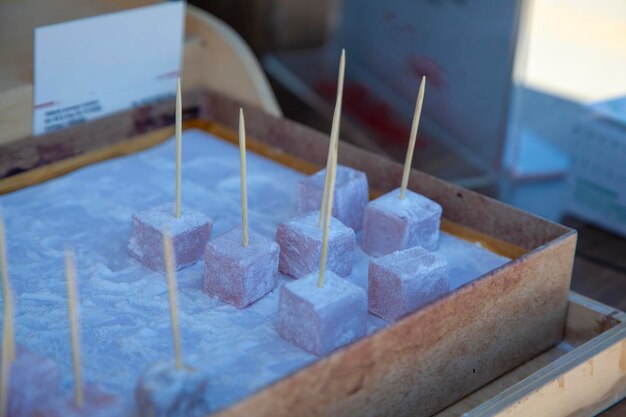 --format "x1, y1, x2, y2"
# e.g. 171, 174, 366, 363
436, 294, 625, 417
